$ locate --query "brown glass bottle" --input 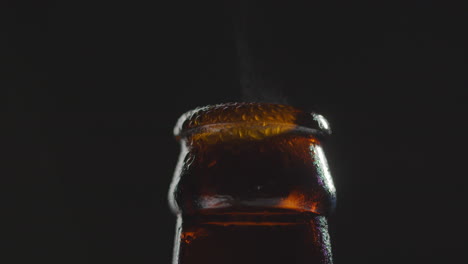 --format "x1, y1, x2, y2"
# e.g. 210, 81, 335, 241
169, 103, 336, 264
